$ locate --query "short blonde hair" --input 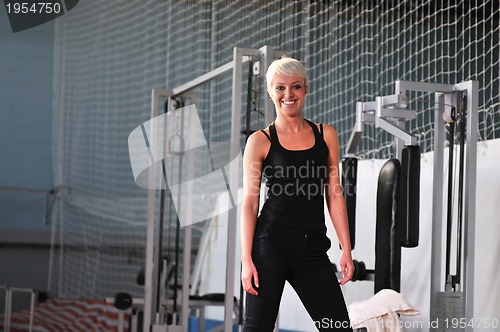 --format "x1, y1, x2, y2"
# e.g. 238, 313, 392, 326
266, 56, 308, 92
